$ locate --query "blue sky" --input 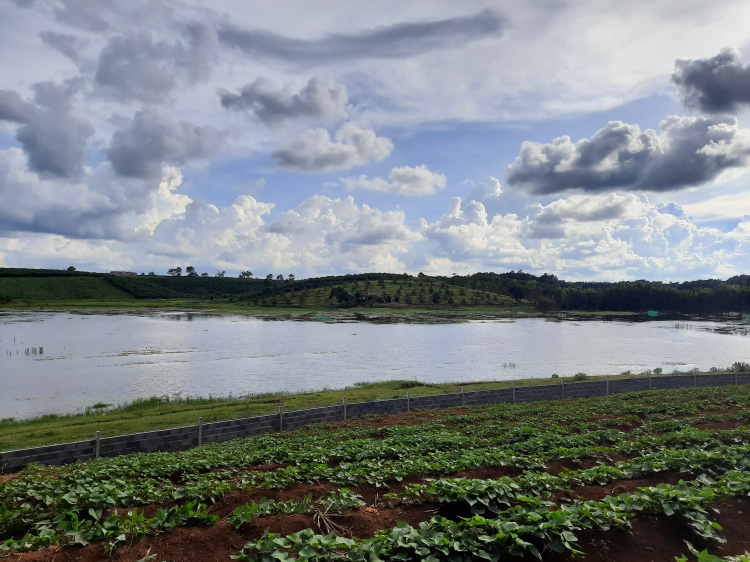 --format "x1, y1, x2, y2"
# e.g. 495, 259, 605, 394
2, 0, 750, 281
